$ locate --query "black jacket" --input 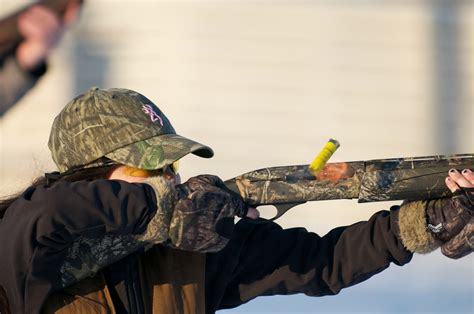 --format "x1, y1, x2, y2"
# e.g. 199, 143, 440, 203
0, 180, 157, 313
206, 209, 412, 311
0, 179, 413, 313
